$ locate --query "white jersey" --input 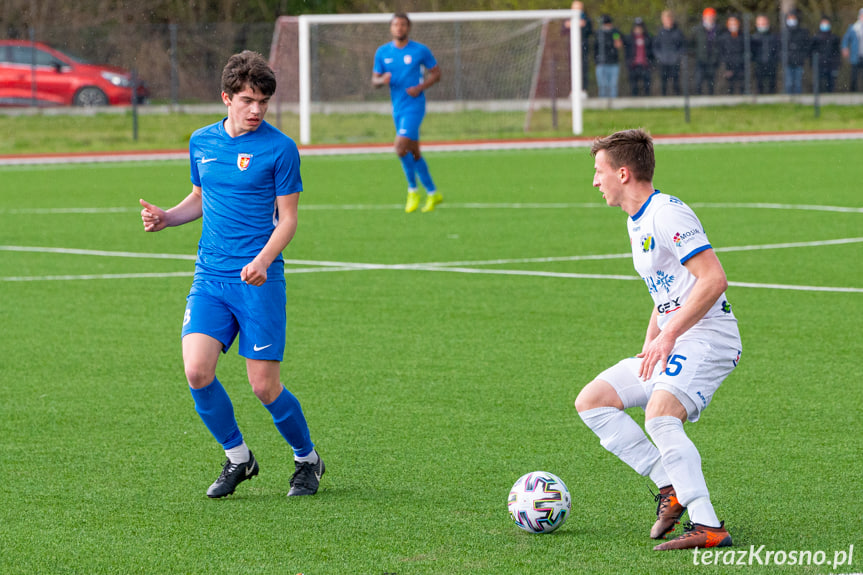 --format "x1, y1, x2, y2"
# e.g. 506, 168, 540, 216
628, 191, 737, 333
